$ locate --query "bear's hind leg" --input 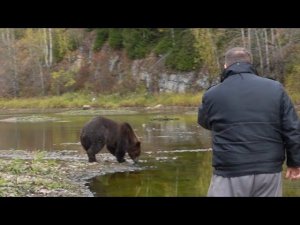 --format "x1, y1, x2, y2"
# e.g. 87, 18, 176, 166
87, 142, 105, 162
